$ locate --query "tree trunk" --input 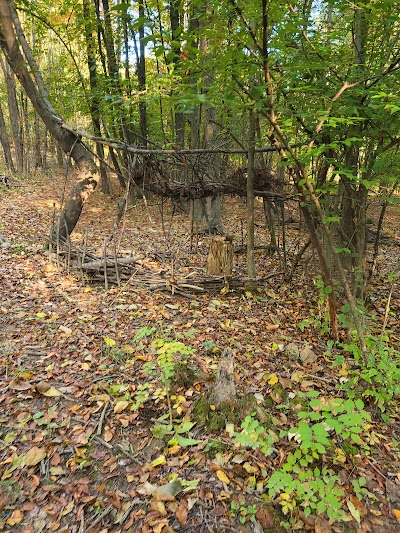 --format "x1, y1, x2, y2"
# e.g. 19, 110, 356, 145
247, 110, 256, 283
0, 0, 100, 240
0, 55, 22, 172
138, 0, 147, 147
206, 236, 233, 276
83, 0, 110, 194
0, 100, 15, 172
